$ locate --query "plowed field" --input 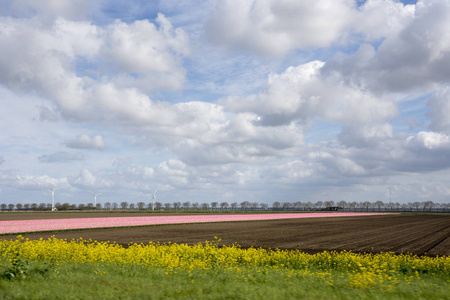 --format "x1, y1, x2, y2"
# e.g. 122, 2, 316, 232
1, 213, 448, 256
